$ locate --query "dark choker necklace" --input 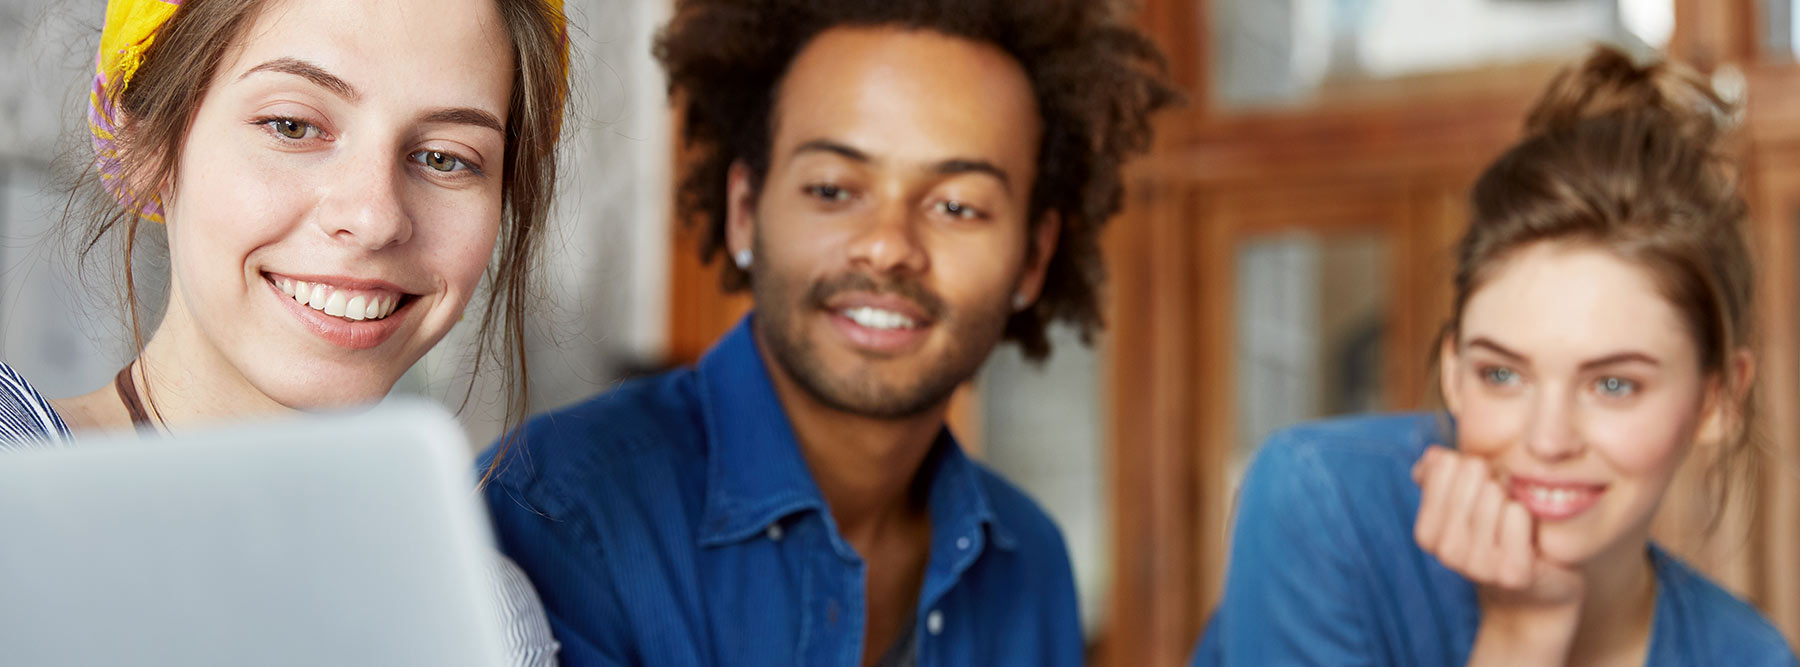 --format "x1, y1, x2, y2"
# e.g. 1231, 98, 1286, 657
113, 363, 155, 428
